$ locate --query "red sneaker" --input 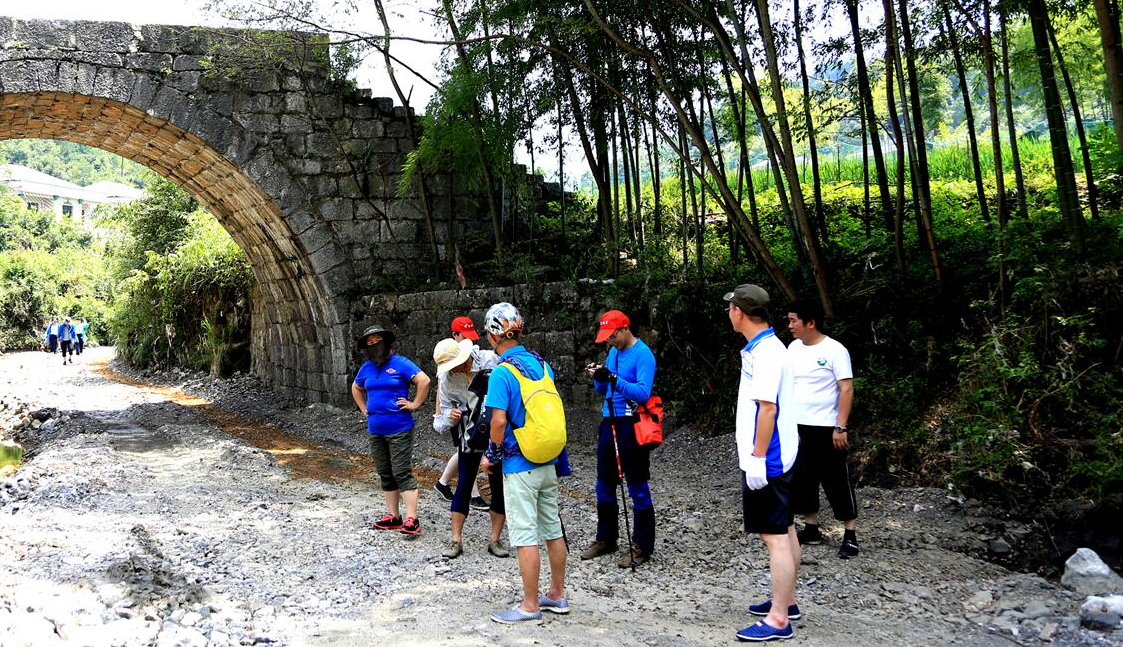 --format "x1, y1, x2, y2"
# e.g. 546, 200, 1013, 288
400, 517, 422, 536
372, 514, 403, 530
